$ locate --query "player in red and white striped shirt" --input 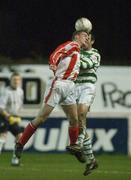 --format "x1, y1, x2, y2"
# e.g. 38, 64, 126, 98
49, 41, 80, 80
14, 30, 89, 162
